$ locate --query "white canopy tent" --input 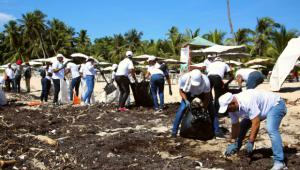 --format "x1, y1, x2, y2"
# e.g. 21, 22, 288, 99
270, 37, 300, 91
225, 60, 243, 66
23, 61, 43, 66
245, 58, 271, 66
132, 54, 163, 61
162, 58, 186, 64
249, 64, 267, 69
192, 45, 246, 55
70, 53, 100, 64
